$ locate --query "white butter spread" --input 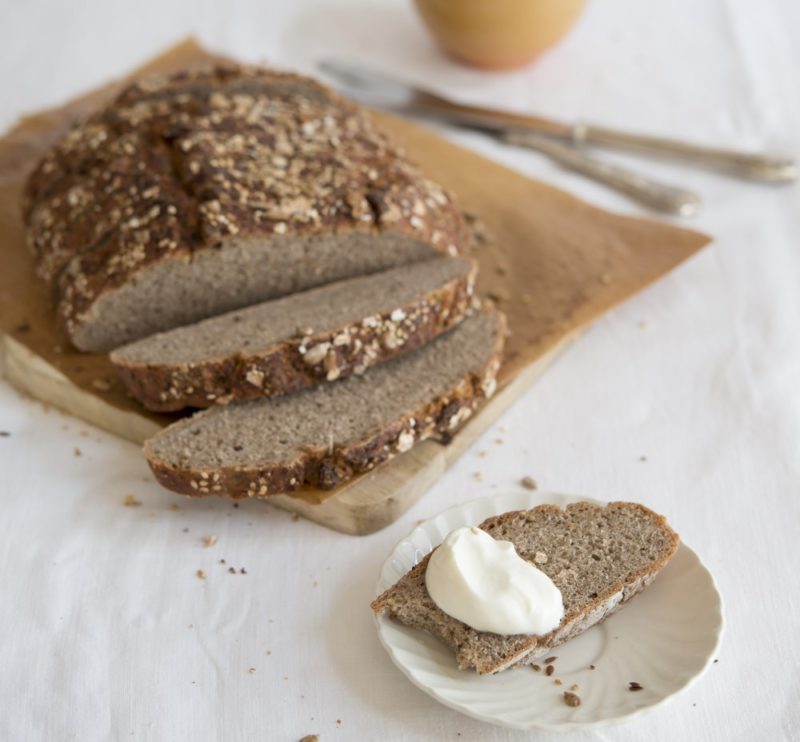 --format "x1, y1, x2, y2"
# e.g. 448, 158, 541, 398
425, 526, 564, 635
